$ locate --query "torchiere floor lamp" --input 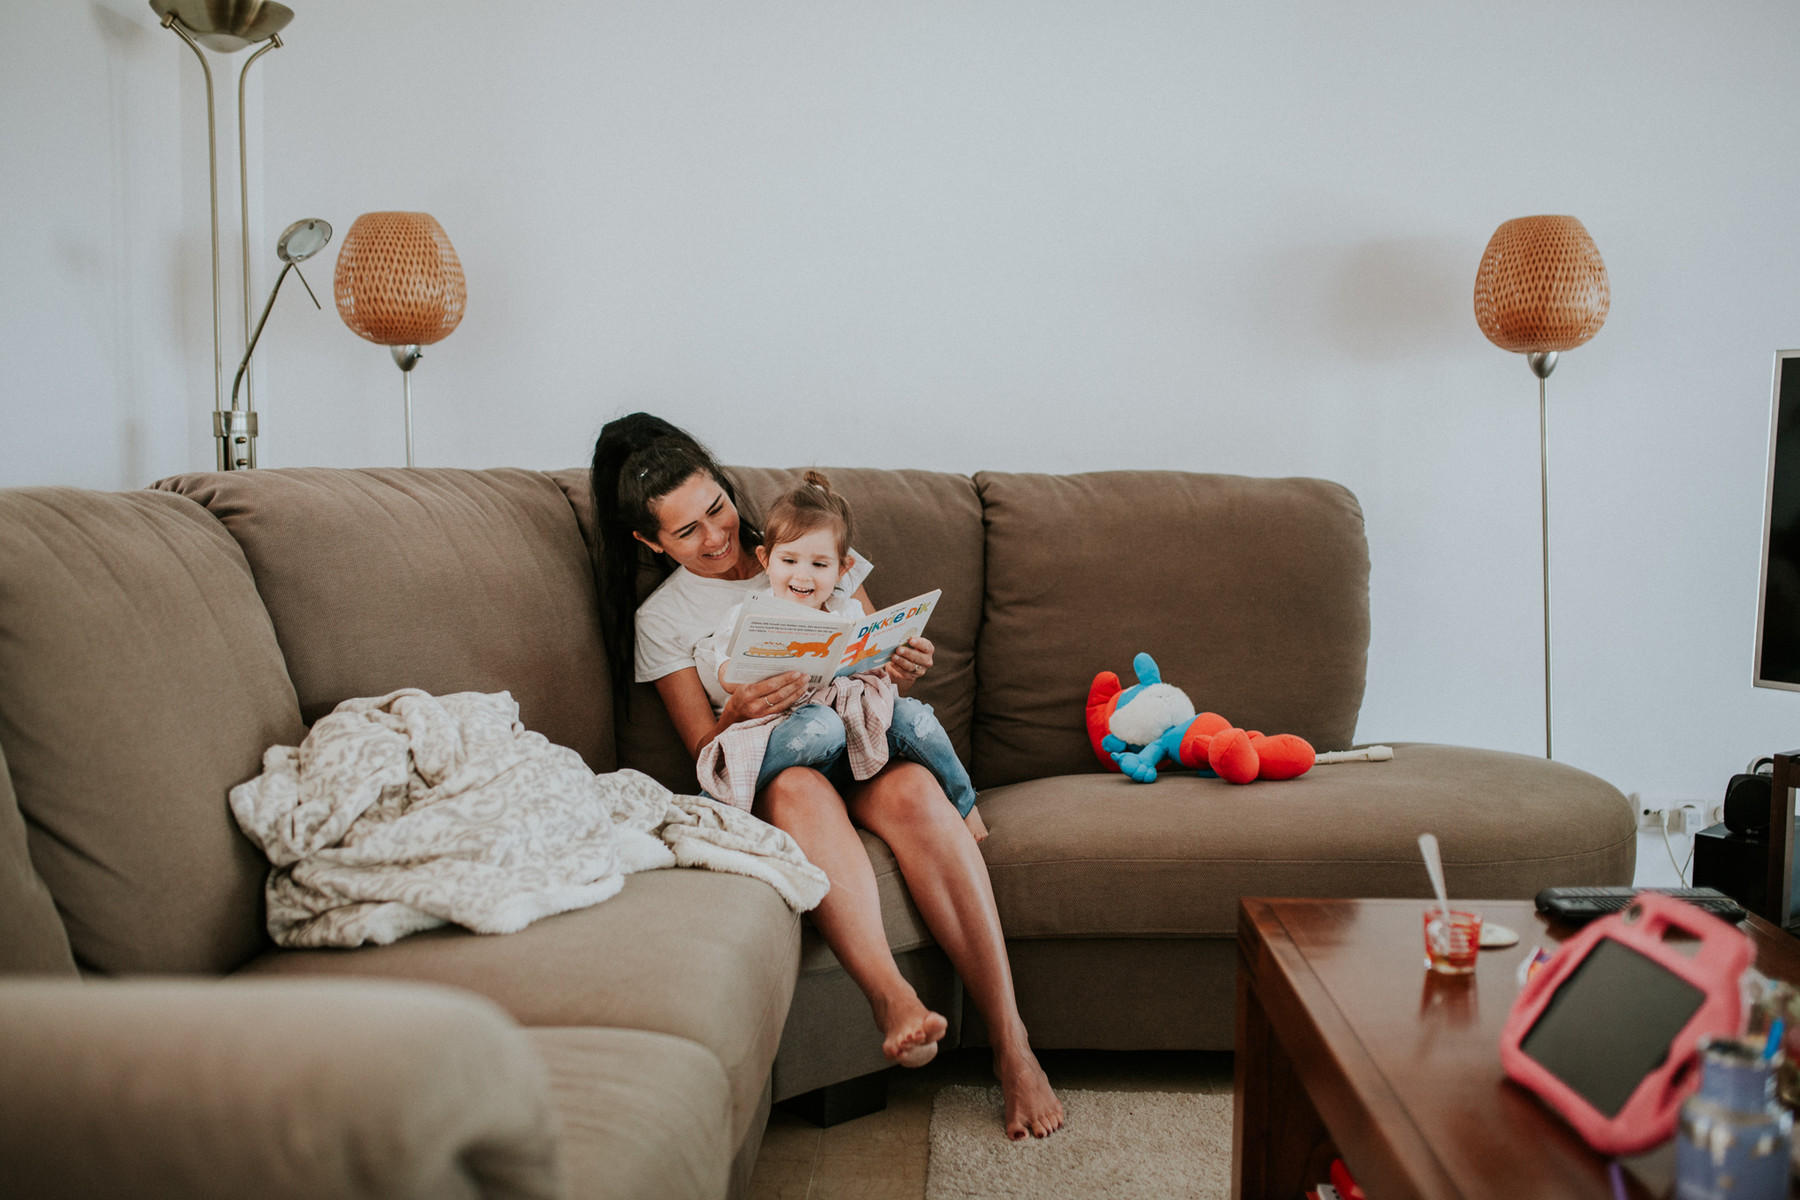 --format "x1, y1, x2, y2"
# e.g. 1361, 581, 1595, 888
1473, 215, 1610, 760
151, 0, 295, 469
